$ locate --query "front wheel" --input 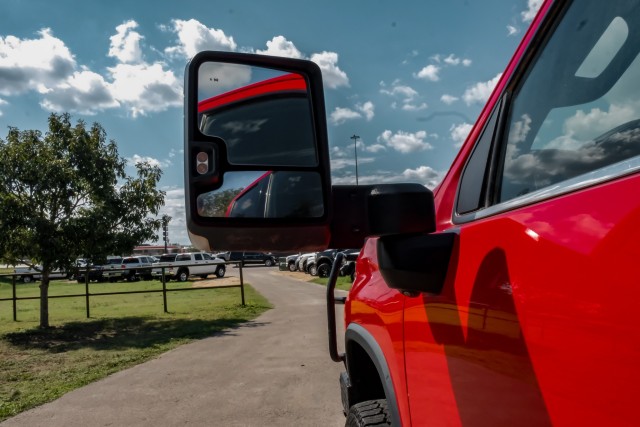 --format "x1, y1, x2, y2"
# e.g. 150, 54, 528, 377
176, 269, 189, 282
317, 263, 331, 278
264, 258, 274, 267
22, 276, 33, 284
288, 262, 297, 272
308, 264, 318, 276
215, 265, 226, 278
346, 400, 391, 427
